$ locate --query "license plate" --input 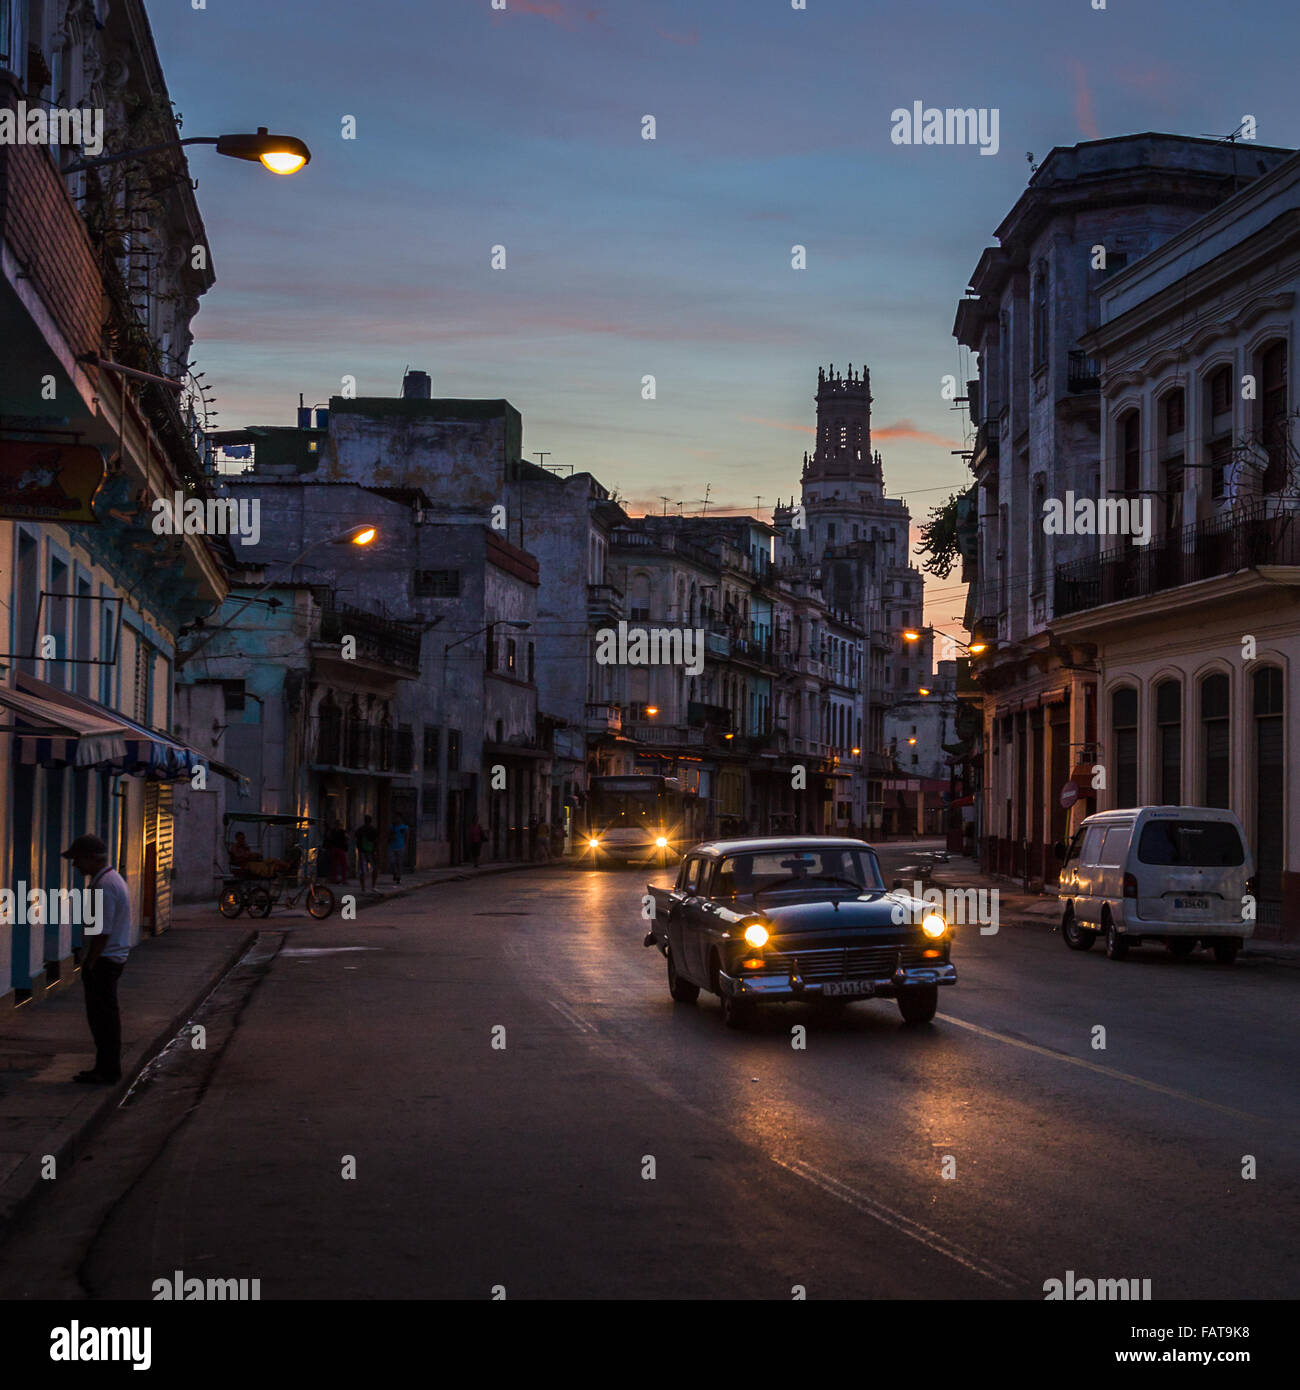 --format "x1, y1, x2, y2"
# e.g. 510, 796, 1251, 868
823, 979, 875, 997
1173, 896, 1209, 910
